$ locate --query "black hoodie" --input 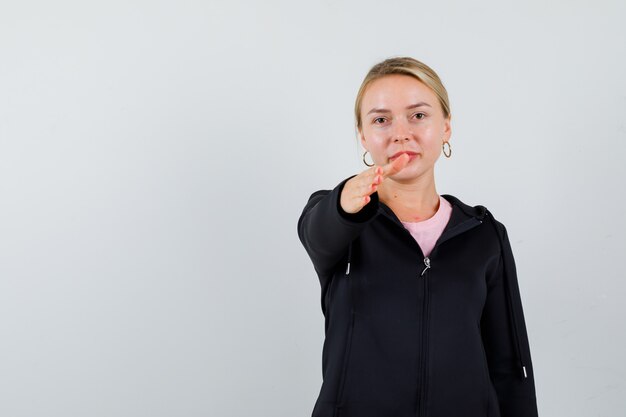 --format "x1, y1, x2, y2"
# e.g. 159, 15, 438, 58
297, 175, 539, 417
